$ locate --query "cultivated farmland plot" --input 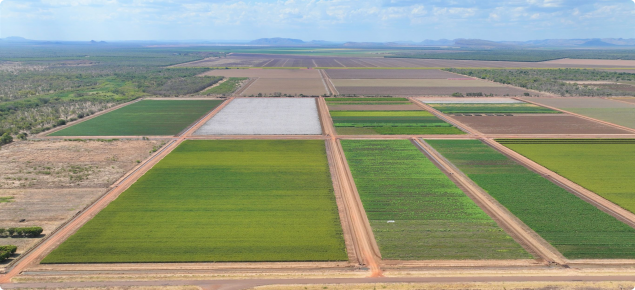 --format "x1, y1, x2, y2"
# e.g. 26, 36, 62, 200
499, 139, 635, 215
194, 98, 322, 135
427, 140, 635, 259
50, 100, 223, 136
522, 97, 635, 129
330, 111, 463, 135
42, 140, 347, 263
341, 140, 530, 260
